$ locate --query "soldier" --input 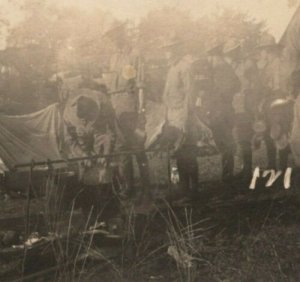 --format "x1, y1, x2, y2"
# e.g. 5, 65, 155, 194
161, 37, 200, 200
256, 34, 288, 169
63, 88, 120, 224
223, 38, 262, 182
104, 23, 150, 200
203, 40, 241, 183
257, 34, 284, 100
290, 70, 300, 169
